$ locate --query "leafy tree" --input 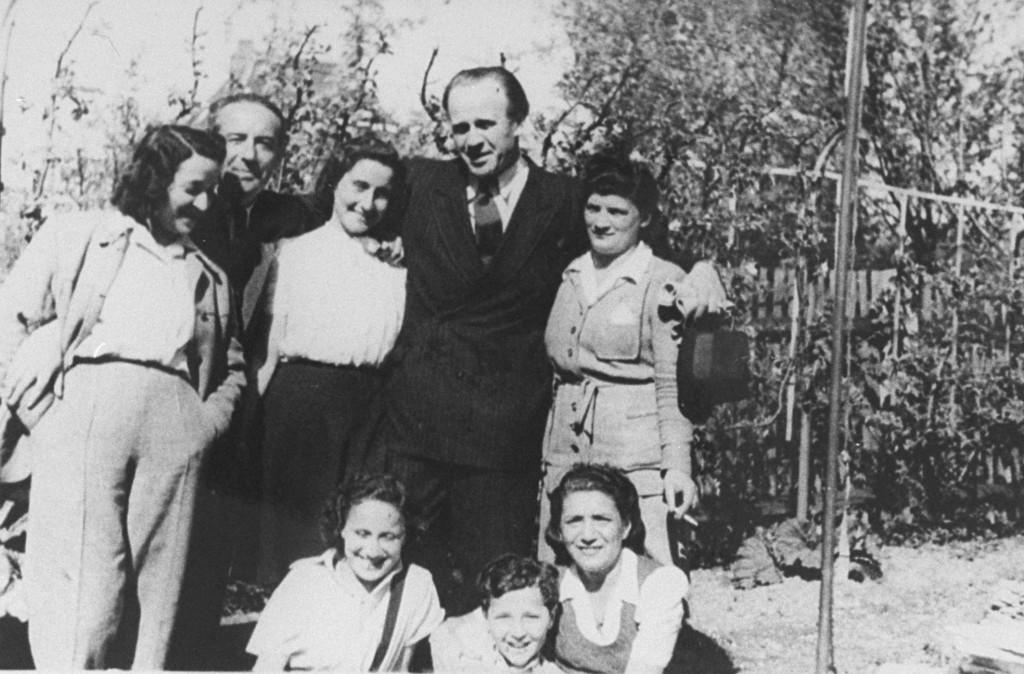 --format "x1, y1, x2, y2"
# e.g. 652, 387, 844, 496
231, 0, 402, 194
548, 0, 1024, 559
